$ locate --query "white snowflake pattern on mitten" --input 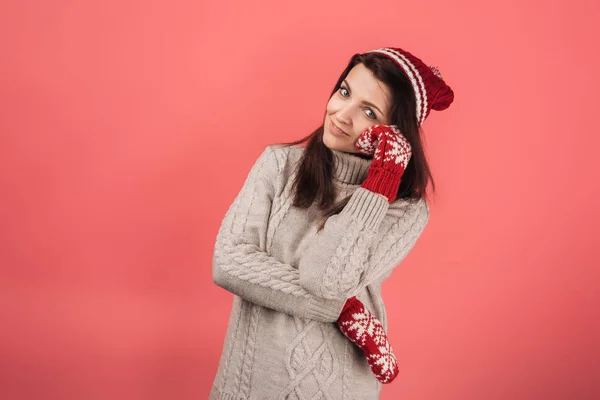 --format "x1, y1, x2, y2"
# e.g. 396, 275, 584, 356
337, 297, 400, 383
